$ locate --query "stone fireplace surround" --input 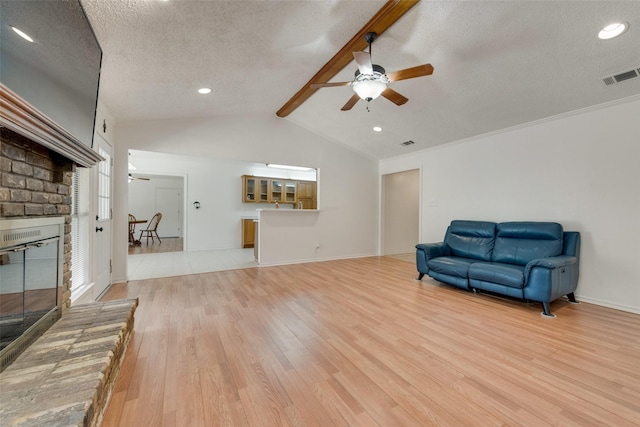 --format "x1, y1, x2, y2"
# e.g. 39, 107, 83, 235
1, 85, 136, 425
1, 127, 74, 308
